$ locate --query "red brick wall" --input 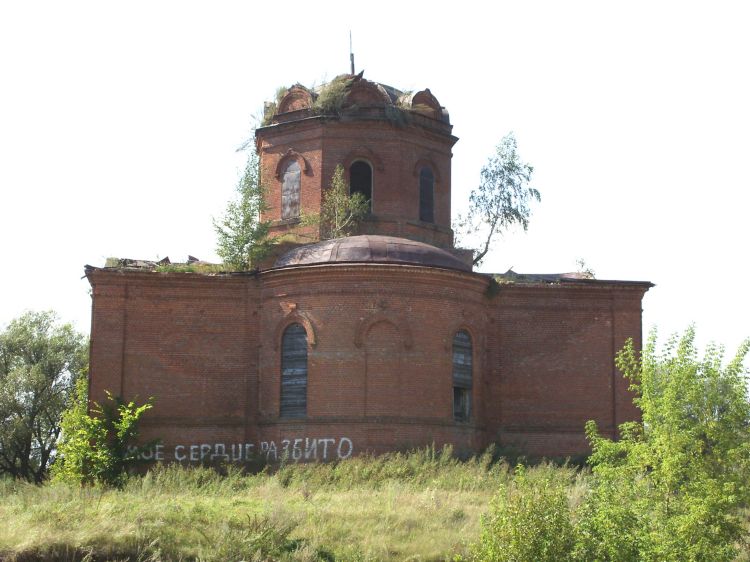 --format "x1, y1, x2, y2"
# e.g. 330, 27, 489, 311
86, 266, 648, 462
258, 119, 324, 242
257, 265, 486, 428
257, 115, 457, 249
485, 284, 647, 456
88, 280, 127, 401
88, 270, 261, 452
